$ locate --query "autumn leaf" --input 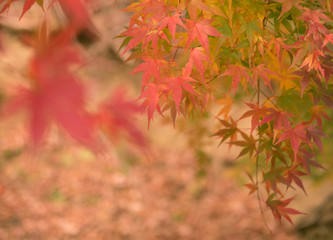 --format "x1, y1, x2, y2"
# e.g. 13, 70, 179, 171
164, 74, 198, 113
276, 124, 306, 161
219, 65, 251, 95
95, 87, 146, 148
284, 165, 308, 195
159, 13, 186, 41
216, 94, 233, 120
266, 194, 306, 225
7, 77, 93, 146
213, 117, 239, 150
0, 0, 43, 19
238, 102, 269, 135
244, 171, 257, 195
139, 83, 166, 128
259, 108, 293, 140
185, 18, 224, 54
130, 57, 168, 92
251, 64, 276, 92
49, 0, 90, 27
184, 47, 210, 82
